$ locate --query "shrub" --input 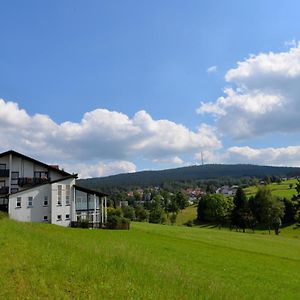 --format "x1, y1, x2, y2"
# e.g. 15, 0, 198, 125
71, 220, 89, 228
185, 220, 193, 227
149, 206, 166, 224
122, 206, 136, 220
107, 215, 130, 230
135, 205, 149, 222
